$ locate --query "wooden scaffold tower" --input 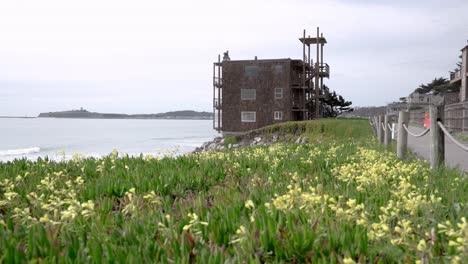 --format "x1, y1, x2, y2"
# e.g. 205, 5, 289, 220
299, 27, 329, 119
